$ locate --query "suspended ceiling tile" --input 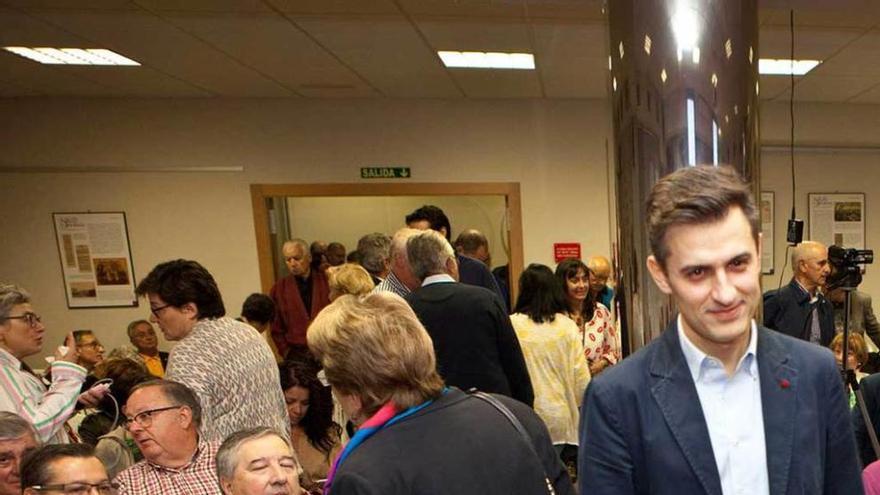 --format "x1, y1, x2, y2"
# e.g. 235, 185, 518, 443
396, 0, 525, 20
760, 6, 879, 29
133, 0, 272, 13
418, 19, 532, 52
162, 13, 370, 95
295, 17, 461, 97
26, 10, 293, 96
759, 26, 864, 60
814, 29, 880, 77
524, 0, 604, 22
0, 8, 88, 46
450, 68, 542, 98
0, 54, 113, 95
264, 0, 398, 16
60, 65, 212, 96
792, 74, 879, 102
848, 83, 880, 103
2, 0, 137, 9
532, 23, 608, 98
759, 75, 794, 100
